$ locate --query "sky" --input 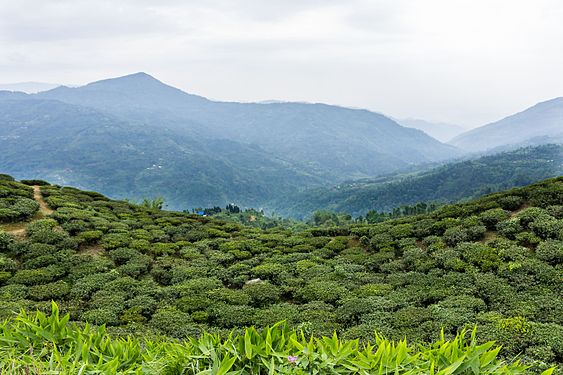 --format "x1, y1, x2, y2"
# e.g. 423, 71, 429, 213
0, 0, 562, 127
